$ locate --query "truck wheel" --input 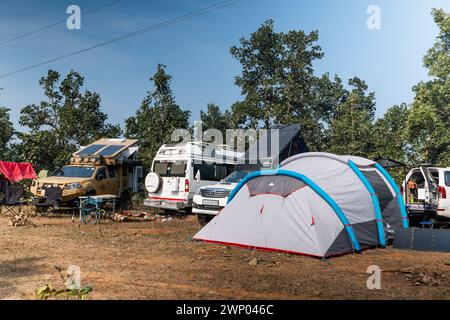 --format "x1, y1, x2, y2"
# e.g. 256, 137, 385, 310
197, 214, 213, 226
